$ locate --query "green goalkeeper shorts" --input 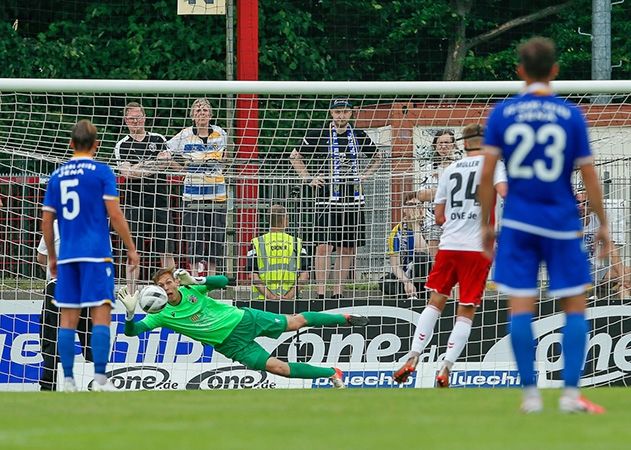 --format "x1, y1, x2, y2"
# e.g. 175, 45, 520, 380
214, 307, 288, 371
